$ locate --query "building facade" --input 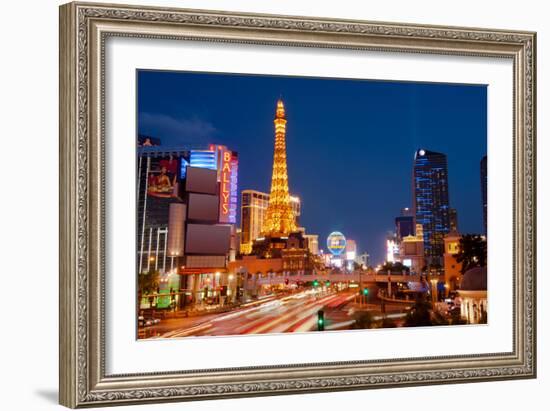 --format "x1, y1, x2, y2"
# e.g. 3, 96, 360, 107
443, 229, 462, 292
240, 190, 270, 254
458, 267, 487, 324
137, 144, 239, 307
304, 234, 319, 255
399, 224, 425, 274
412, 149, 451, 264
356, 252, 370, 268
137, 146, 187, 276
